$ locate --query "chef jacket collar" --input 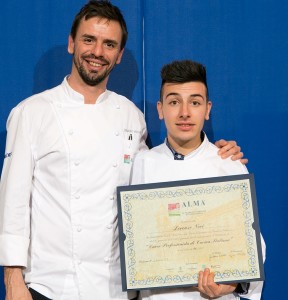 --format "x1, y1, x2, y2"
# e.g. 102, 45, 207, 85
165, 131, 205, 160
165, 139, 185, 160
62, 76, 109, 104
